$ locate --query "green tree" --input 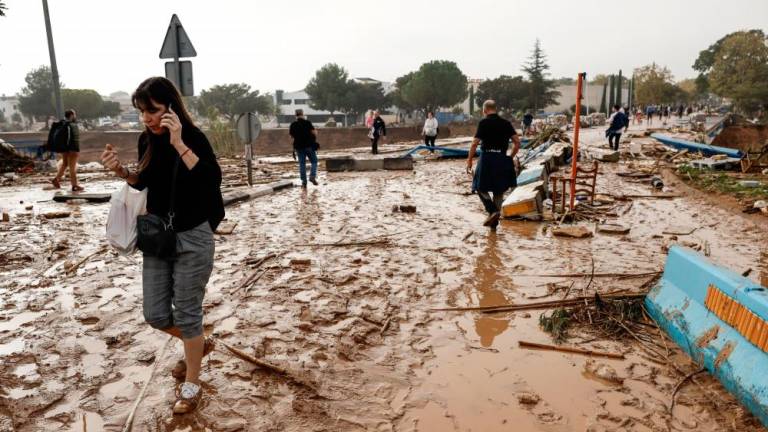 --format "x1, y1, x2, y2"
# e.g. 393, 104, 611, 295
390, 72, 417, 112
18, 66, 58, 124
305, 63, 351, 116
61, 89, 104, 120
474, 75, 529, 114
0, 1, 7, 17
708, 31, 768, 114
400, 60, 468, 111
196, 83, 274, 124
521, 39, 560, 111
590, 74, 610, 85
11, 112, 22, 124
599, 81, 607, 113
633, 63, 680, 105
341, 81, 388, 122
101, 100, 122, 117
692, 29, 766, 105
